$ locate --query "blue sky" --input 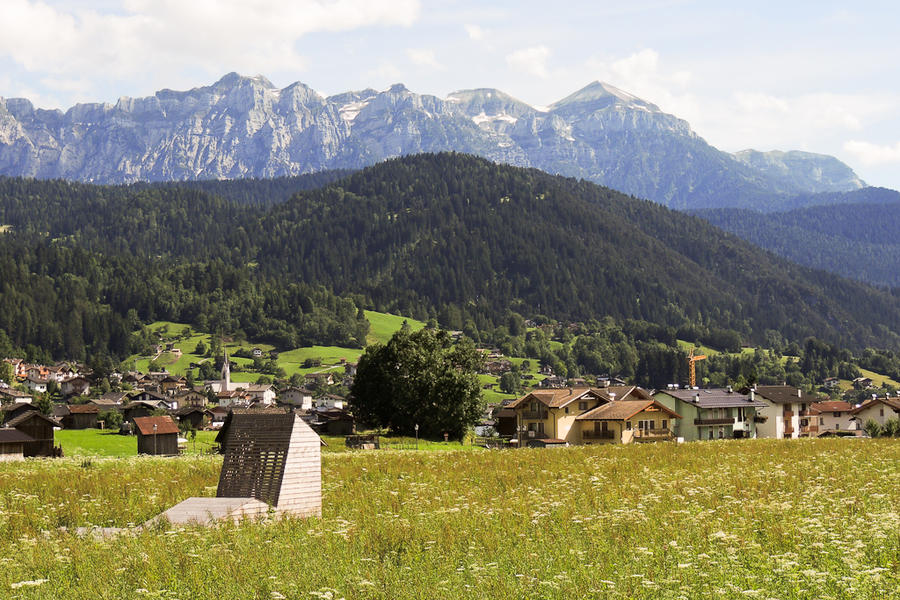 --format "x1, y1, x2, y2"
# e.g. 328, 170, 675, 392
1, 0, 898, 189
